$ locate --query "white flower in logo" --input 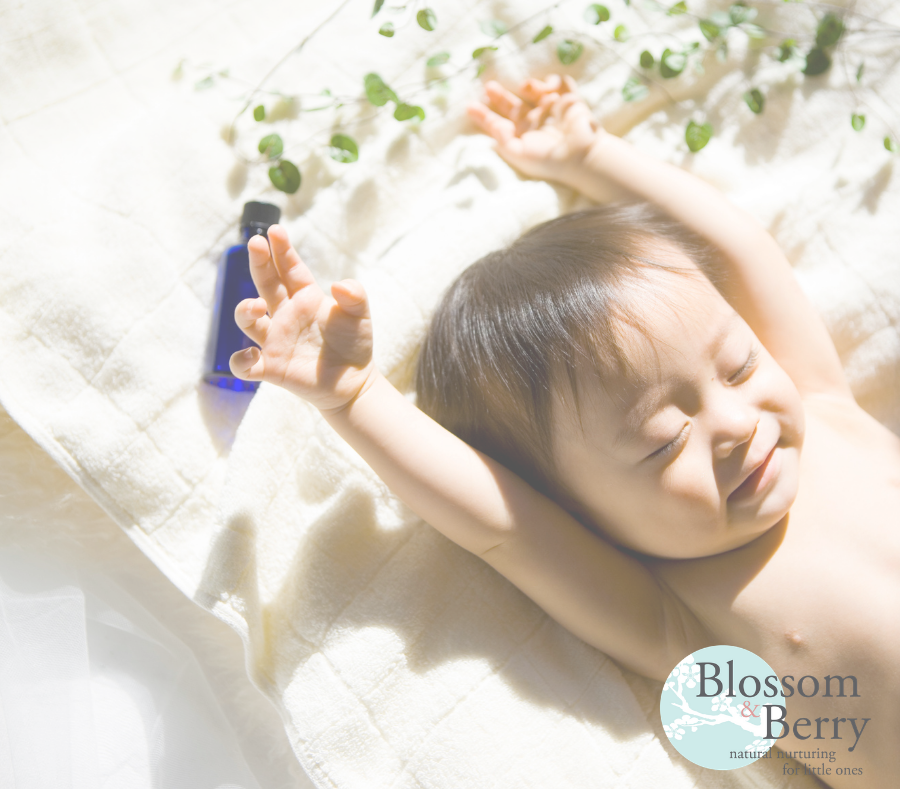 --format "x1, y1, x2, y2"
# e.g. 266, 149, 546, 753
664, 722, 687, 741
678, 662, 701, 688
711, 692, 733, 712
